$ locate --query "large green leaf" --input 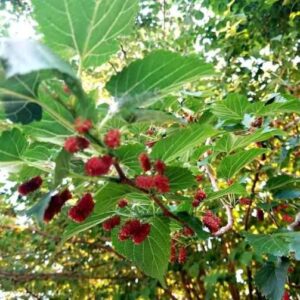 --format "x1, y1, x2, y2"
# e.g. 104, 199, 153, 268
244, 232, 300, 259
0, 128, 28, 166
255, 259, 289, 300
217, 149, 267, 179
54, 149, 71, 186
23, 90, 74, 141
151, 125, 217, 163
62, 183, 135, 243
265, 174, 300, 200
214, 128, 284, 154
32, 0, 138, 68
112, 216, 170, 282
205, 183, 246, 203
106, 50, 215, 108
211, 93, 250, 121
0, 39, 79, 124
165, 166, 195, 191
114, 143, 145, 173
